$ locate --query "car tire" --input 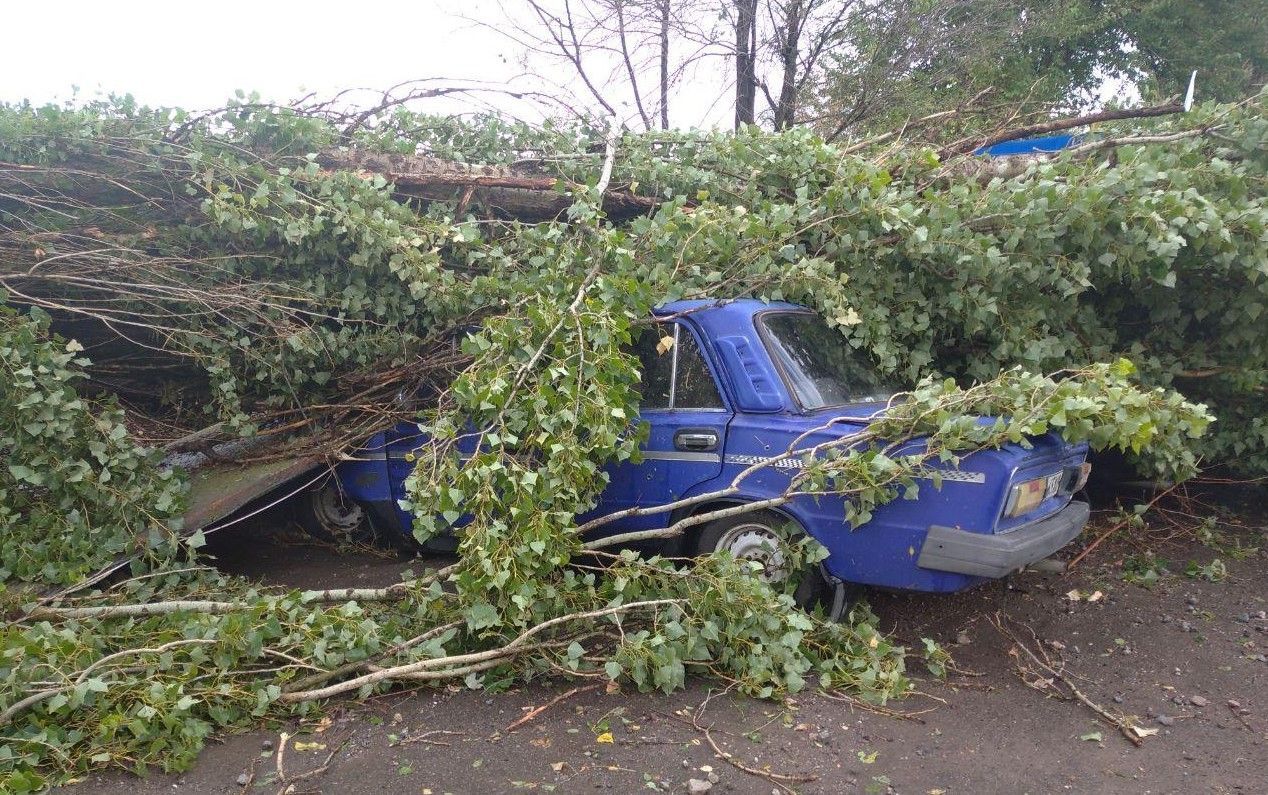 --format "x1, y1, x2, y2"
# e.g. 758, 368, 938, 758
293, 475, 376, 544
693, 509, 833, 611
